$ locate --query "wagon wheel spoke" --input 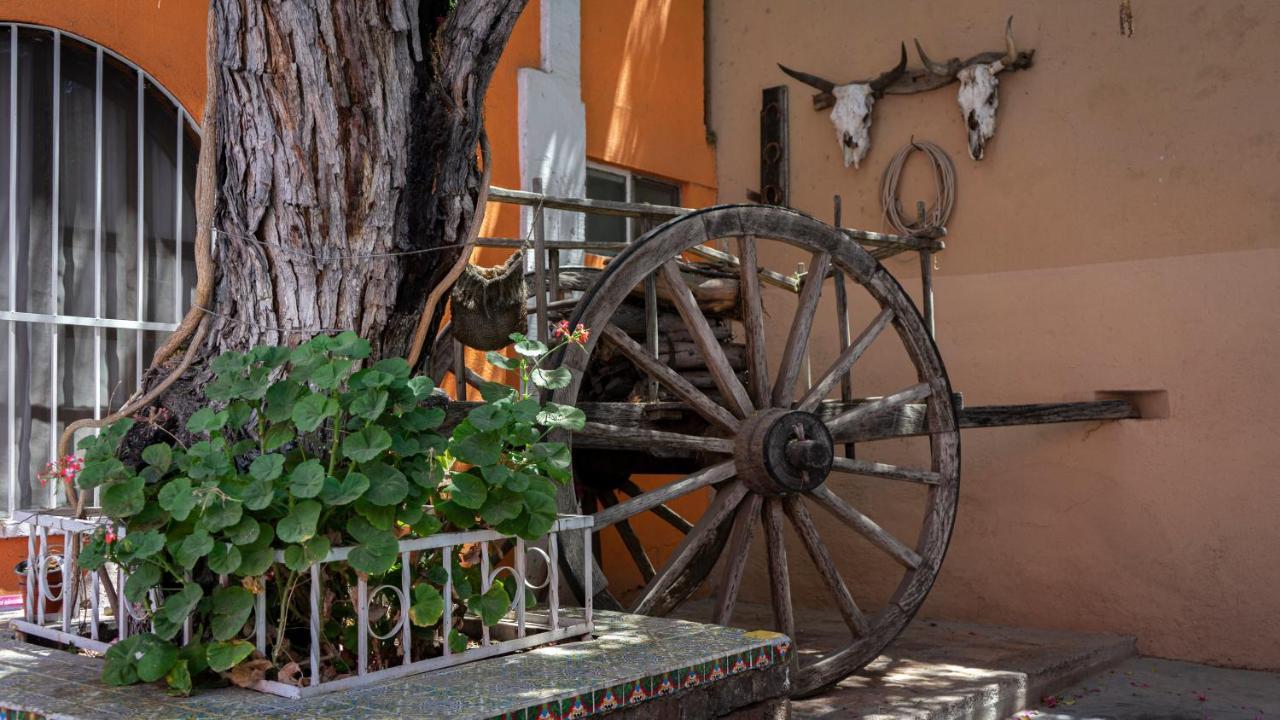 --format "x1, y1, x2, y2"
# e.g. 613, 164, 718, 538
616, 478, 696, 534
660, 261, 754, 418
797, 308, 894, 413
826, 382, 932, 440
831, 457, 940, 486
762, 497, 796, 643
713, 492, 763, 626
783, 494, 871, 638
593, 461, 736, 531
633, 481, 750, 616
577, 421, 734, 455
602, 324, 740, 433
736, 235, 771, 408
771, 251, 831, 408
597, 491, 657, 583
809, 485, 923, 570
